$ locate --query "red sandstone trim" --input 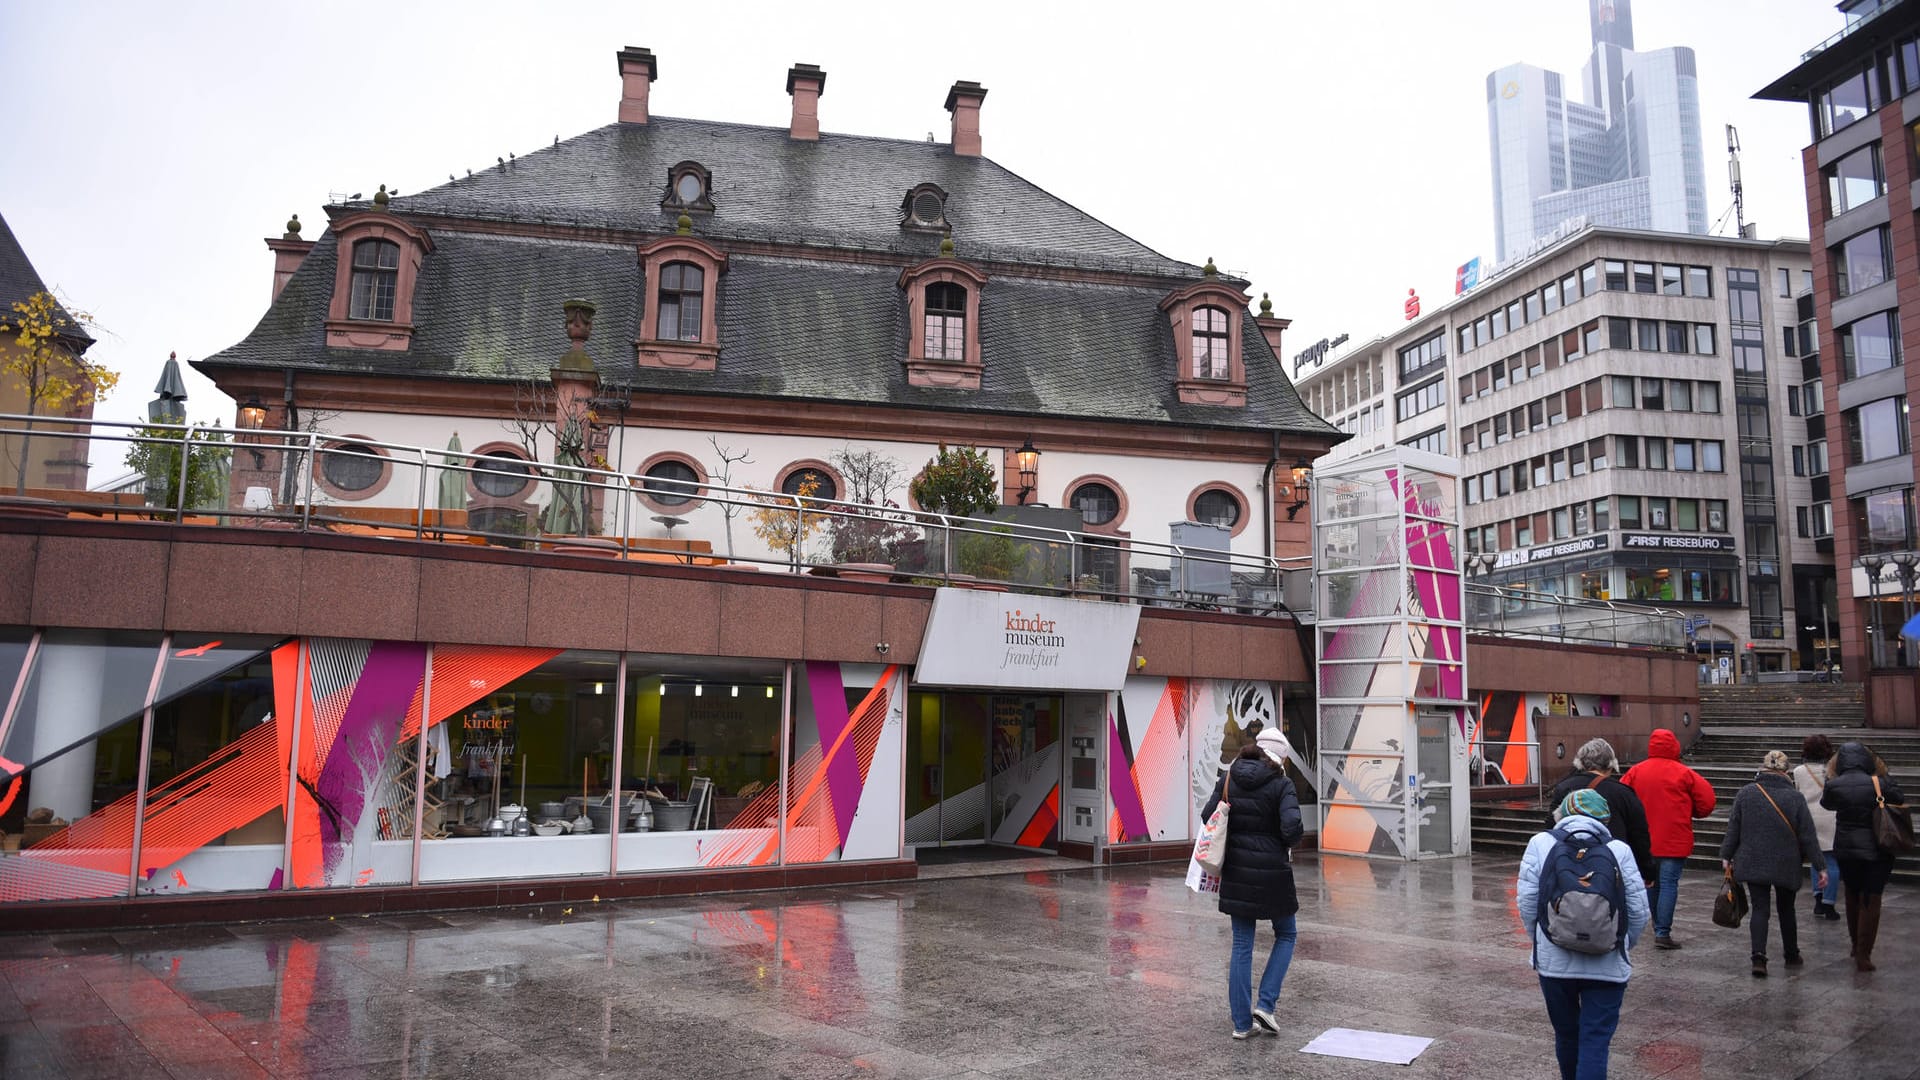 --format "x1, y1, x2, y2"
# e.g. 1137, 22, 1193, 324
309, 436, 394, 501
1160, 279, 1252, 407
1184, 481, 1252, 539
633, 450, 711, 514
324, 212, 433, 352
